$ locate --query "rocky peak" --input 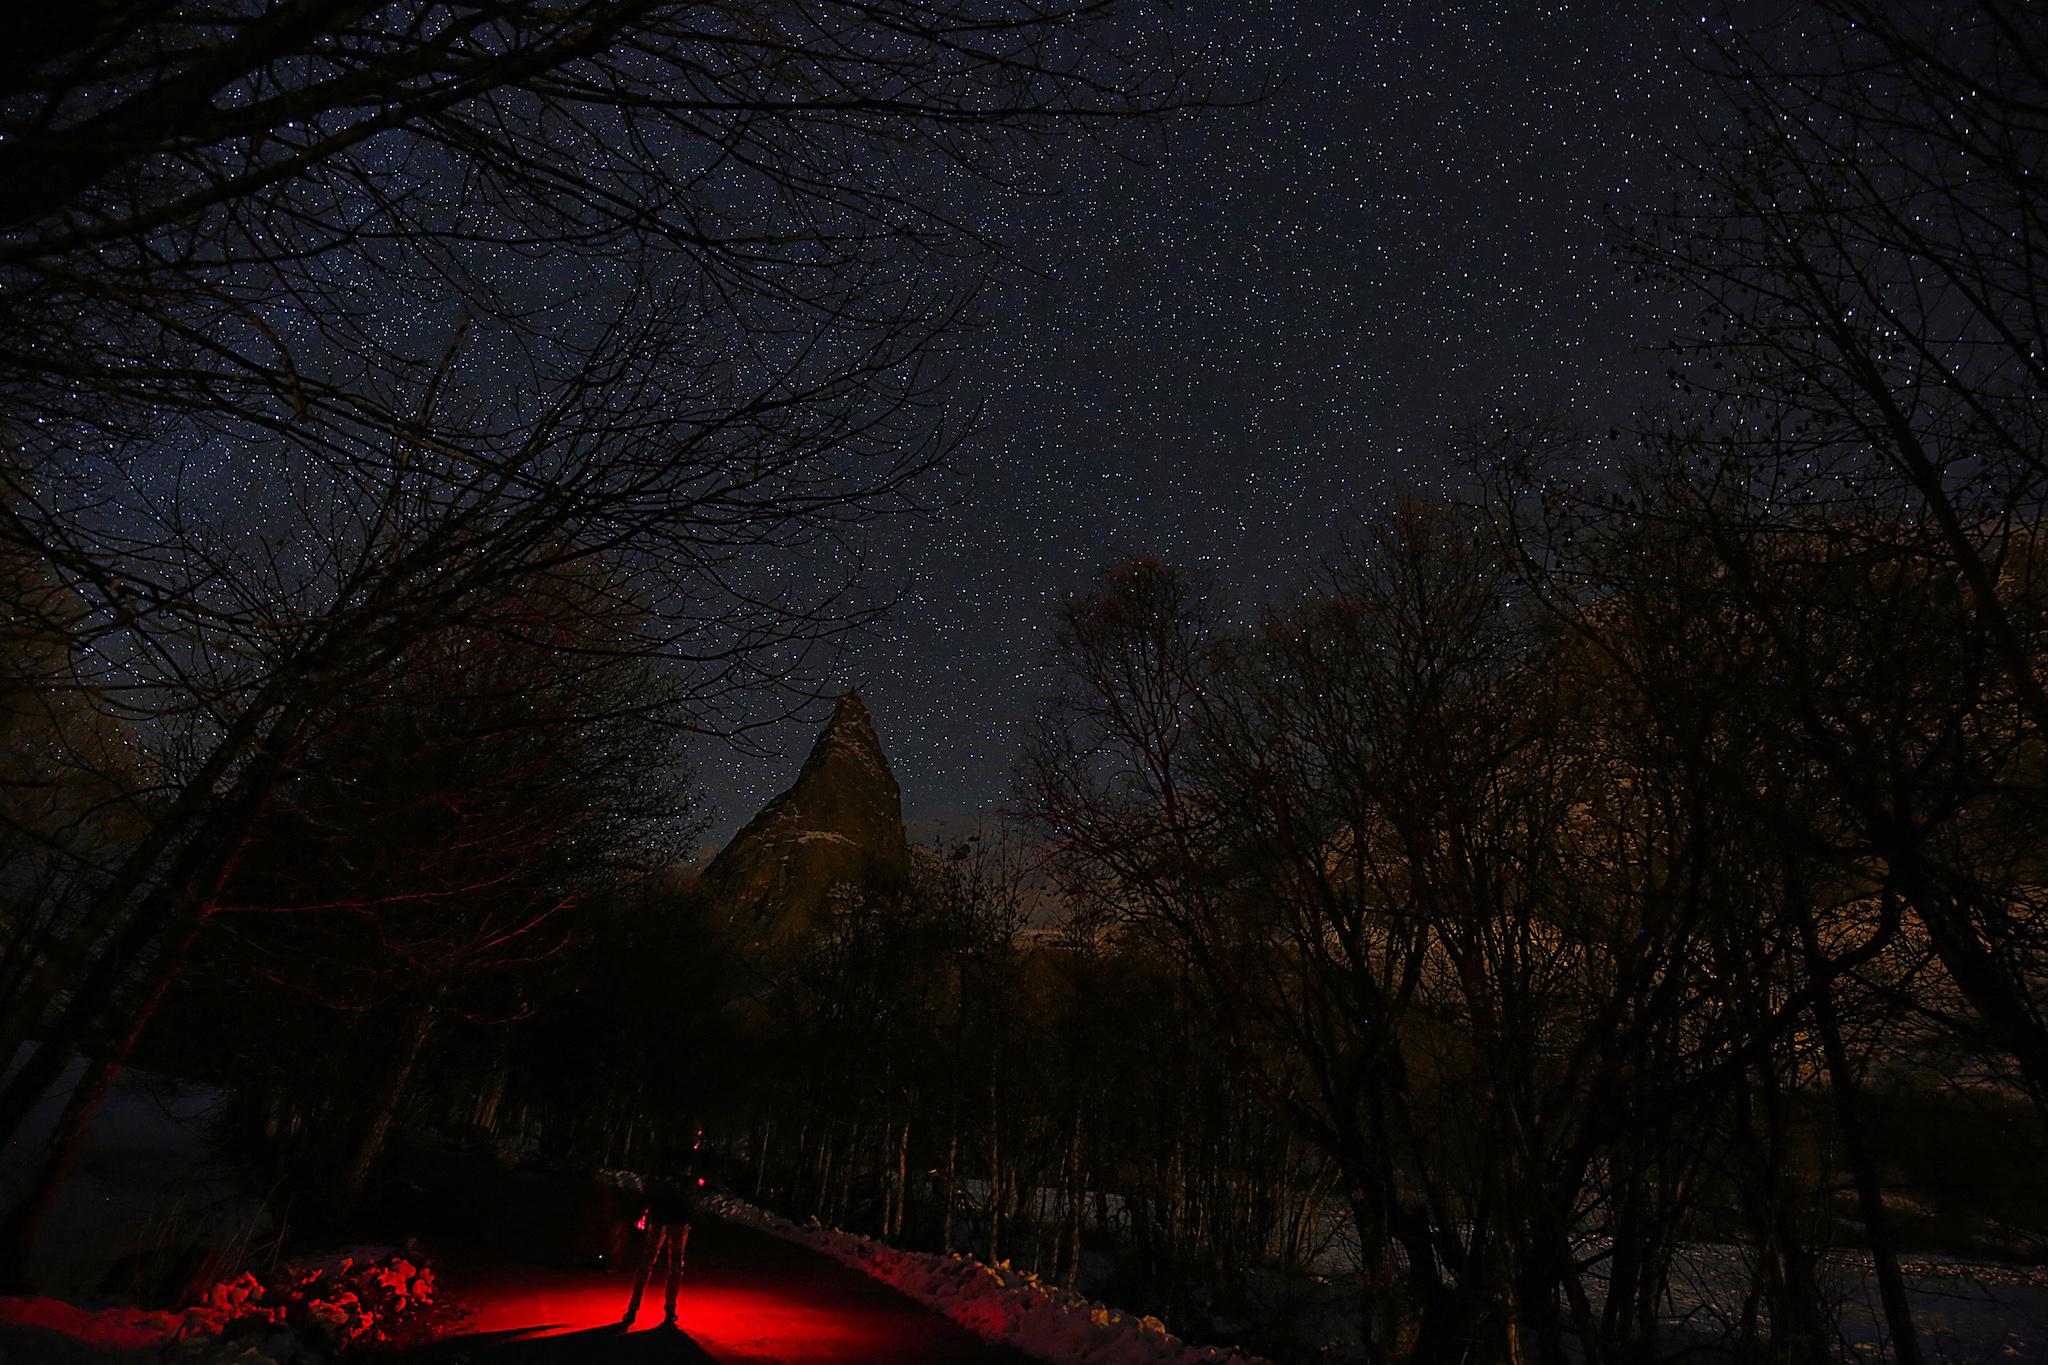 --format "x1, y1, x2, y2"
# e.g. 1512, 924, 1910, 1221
699, 691, 910, 953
